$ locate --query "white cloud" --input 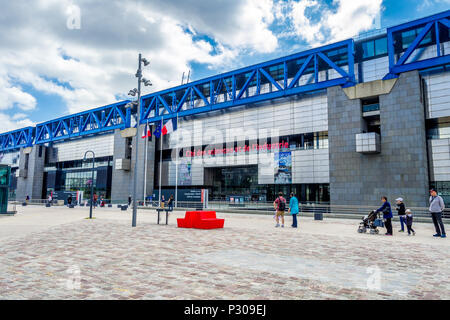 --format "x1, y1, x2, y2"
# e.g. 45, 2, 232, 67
286, 0, 383, 46
0, 73, 37, 111
0, 0, 279, 128
325, 0, 383, 42
0, 112, 35, 132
